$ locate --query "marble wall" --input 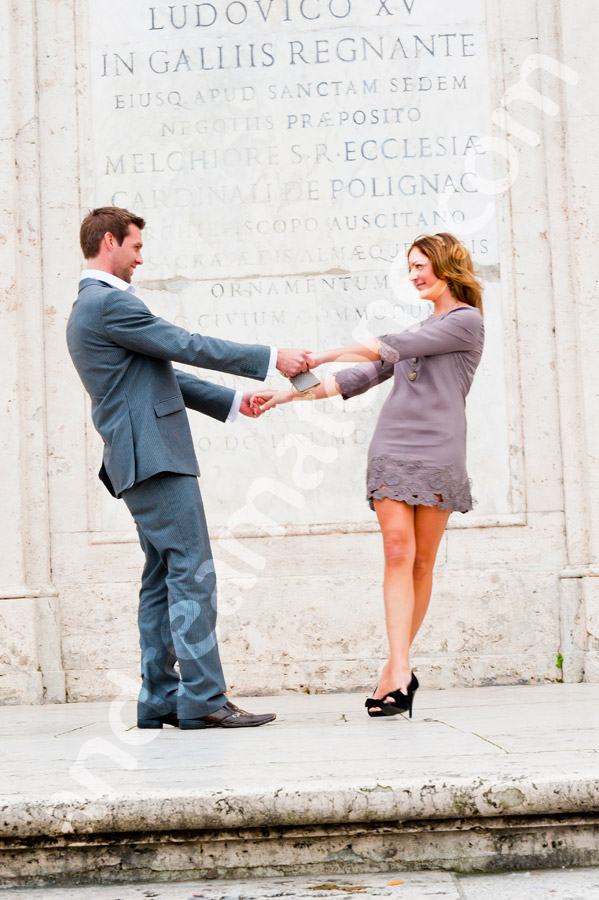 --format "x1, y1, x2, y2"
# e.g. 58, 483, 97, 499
0, 0, 596, 703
